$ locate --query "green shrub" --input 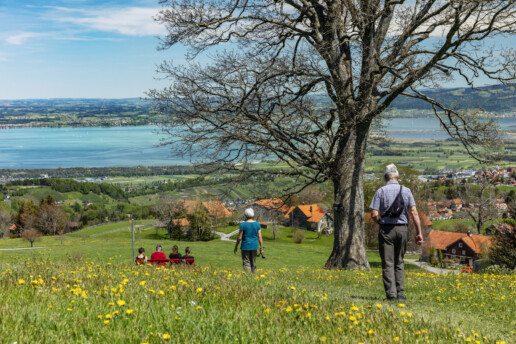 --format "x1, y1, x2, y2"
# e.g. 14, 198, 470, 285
292, 229, 305, 244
